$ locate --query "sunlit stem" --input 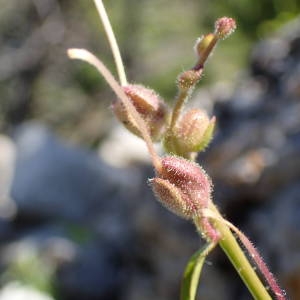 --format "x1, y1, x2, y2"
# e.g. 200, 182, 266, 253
67, 49, 161, 172
206, 205, 271, 299
204, 208, 286, 300
201, 204, 287, 300
93, 0, 127, 86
